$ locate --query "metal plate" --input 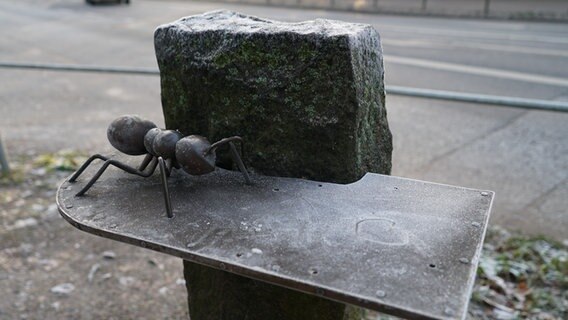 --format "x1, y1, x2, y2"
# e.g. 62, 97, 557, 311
56, 160, 493, 320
